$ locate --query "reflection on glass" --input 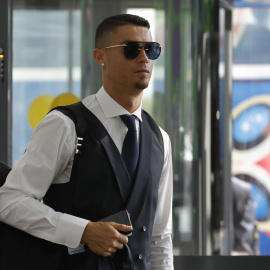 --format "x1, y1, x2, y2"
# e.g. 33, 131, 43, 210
232, 7, 270, 255
12, 4, 81, 164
